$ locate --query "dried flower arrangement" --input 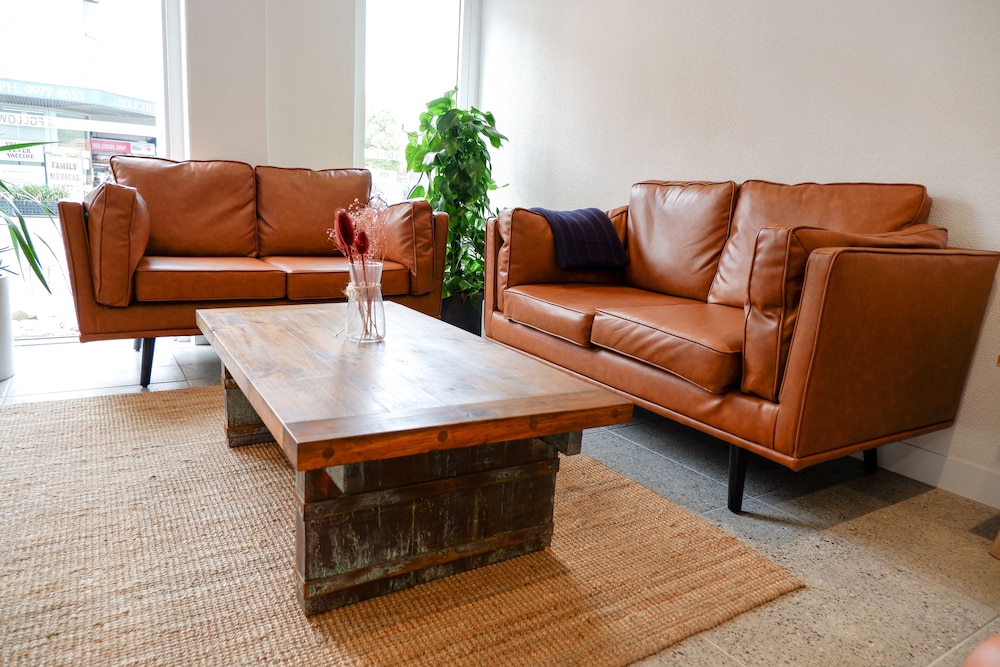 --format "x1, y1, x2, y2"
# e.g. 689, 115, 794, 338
328, 195, 388, 265
327, 195, 389, 341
